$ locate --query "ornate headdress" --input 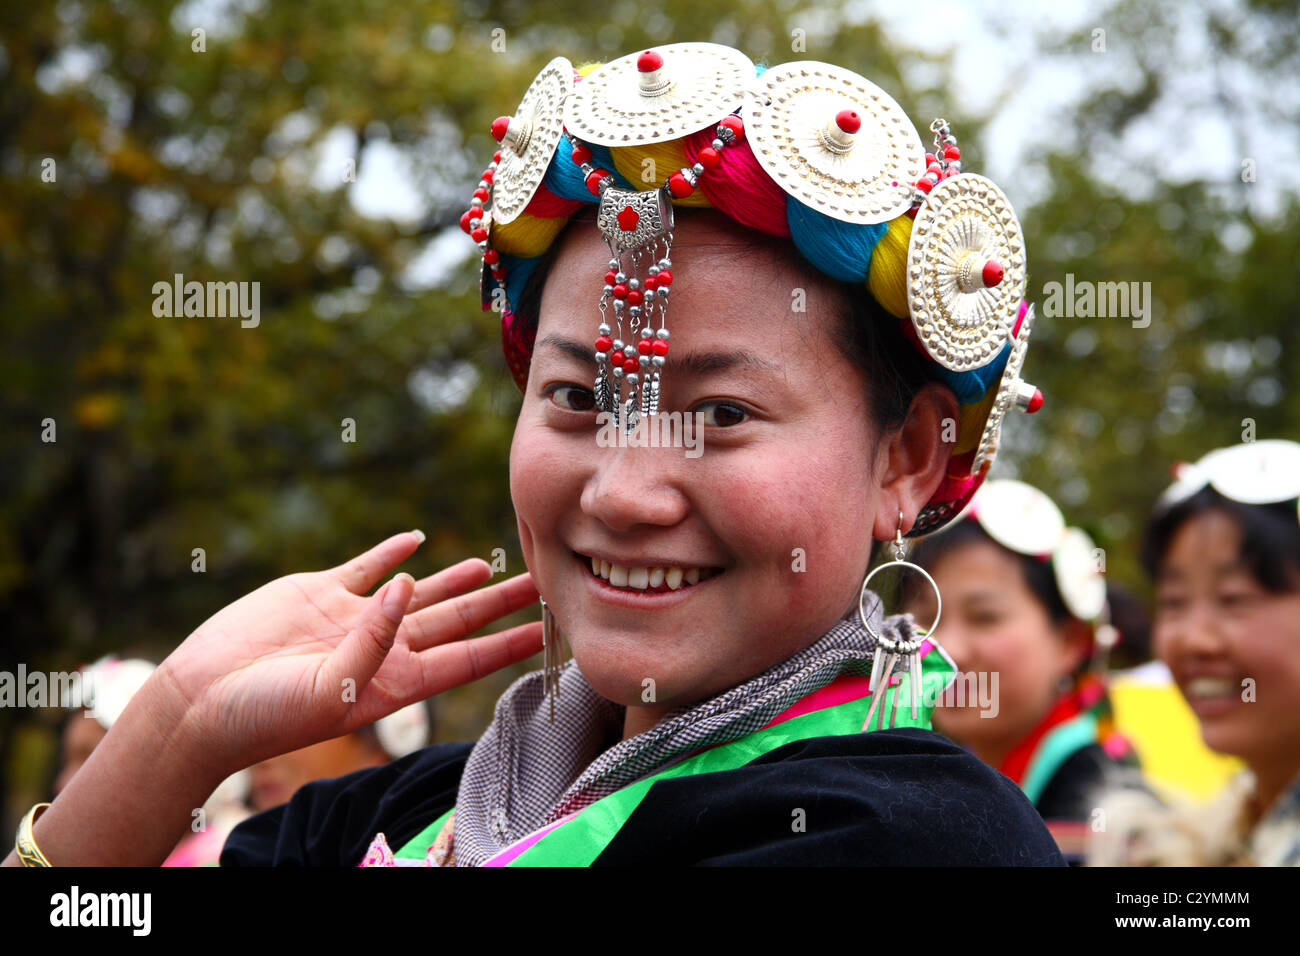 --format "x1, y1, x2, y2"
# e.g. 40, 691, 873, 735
459, 42, 1043, 537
